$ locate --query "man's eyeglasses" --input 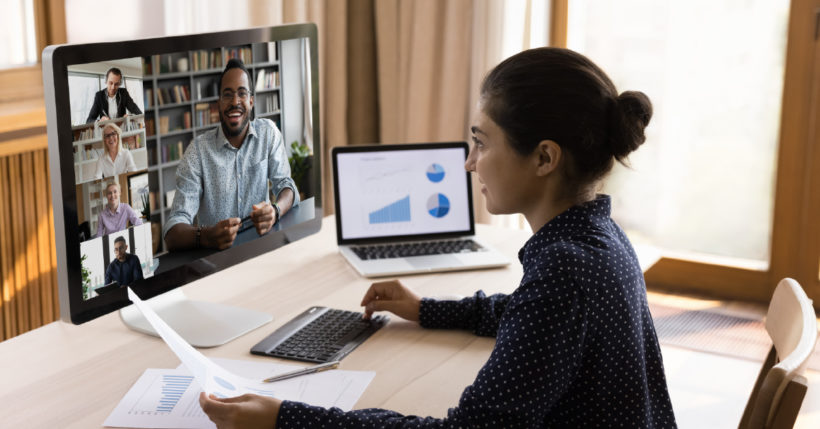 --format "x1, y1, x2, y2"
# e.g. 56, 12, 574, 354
103, 132, 118, 140
221, 90, 250, 102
